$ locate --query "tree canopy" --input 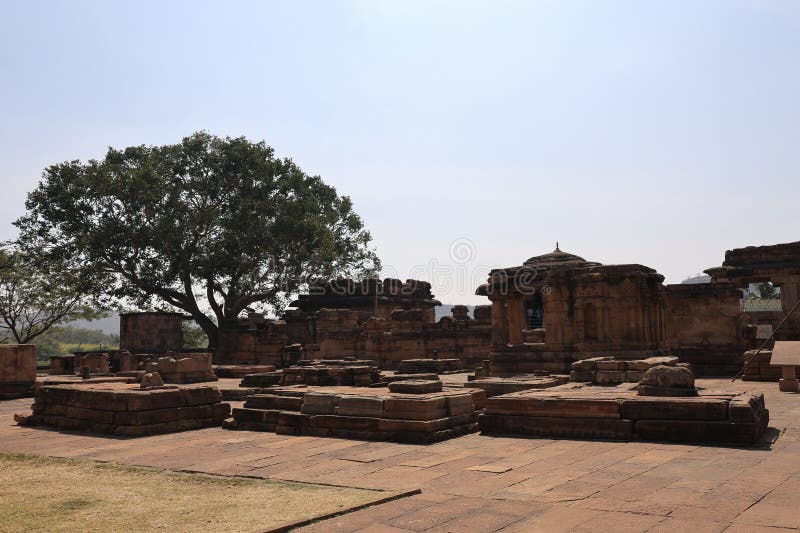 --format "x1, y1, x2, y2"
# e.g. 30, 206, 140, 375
0, 246, 101, 344
15, 132, 380, 347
